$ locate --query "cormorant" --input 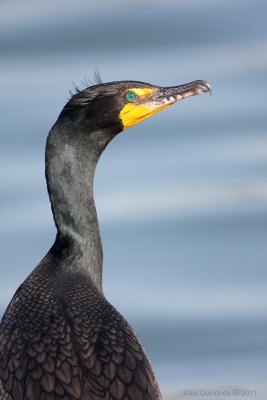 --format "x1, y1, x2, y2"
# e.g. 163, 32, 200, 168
0, 79, 211, 400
